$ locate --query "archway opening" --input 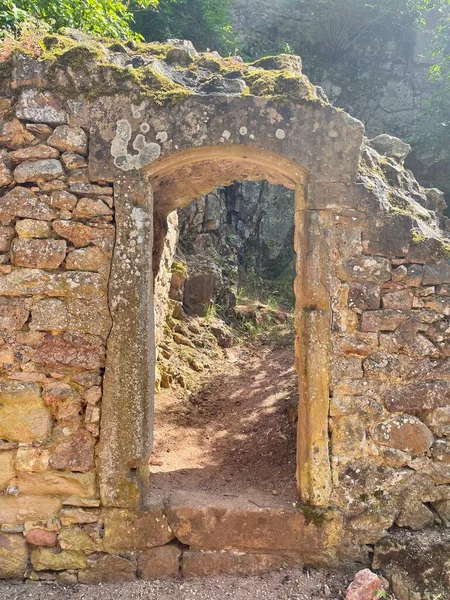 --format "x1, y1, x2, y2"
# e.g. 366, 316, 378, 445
145, 146, 308, 506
